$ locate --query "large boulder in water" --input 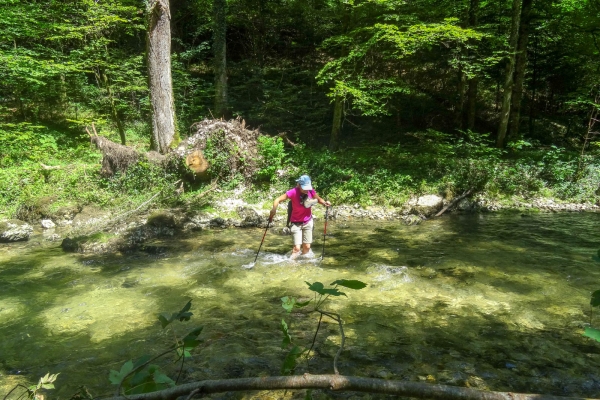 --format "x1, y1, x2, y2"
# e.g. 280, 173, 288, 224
407, 195, 444, 217
0, 219, 34, 242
